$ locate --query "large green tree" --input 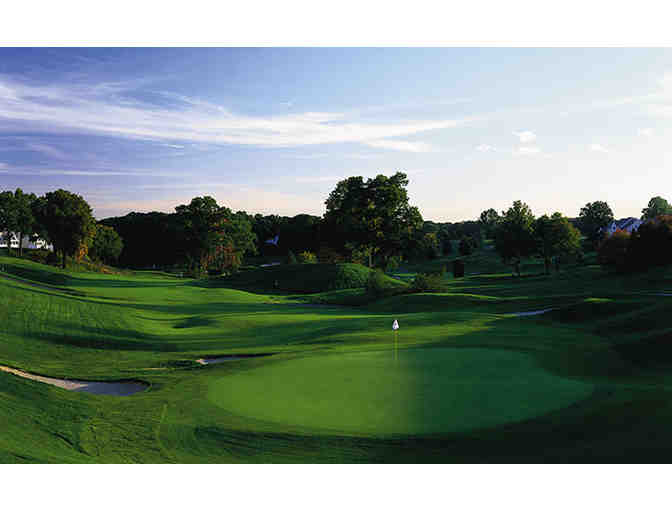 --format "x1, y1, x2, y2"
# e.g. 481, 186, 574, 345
478, 208, 500, 238
0, 190, 18, 251
33, 189, 96, 268
89, 224, 124, 265
12, 189, 37, 257
533, 212, 582, 274
641, 196, 672, 221
323, 172, 423, 267
577, 201, 614, 245
175, 196, 257, 274
493, 200, 536, 276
